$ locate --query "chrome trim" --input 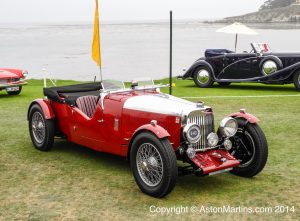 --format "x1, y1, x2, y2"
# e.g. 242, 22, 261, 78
196, 69, 210, 84
187, 111, 214, 150
262, 60, 277, 75
183, 123, 201, 144
219, 117, 238, 137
